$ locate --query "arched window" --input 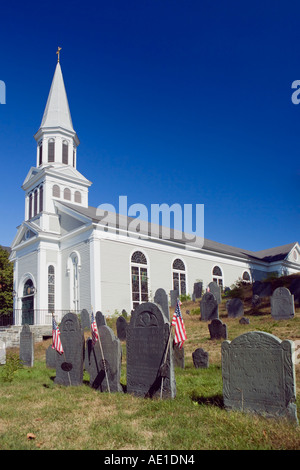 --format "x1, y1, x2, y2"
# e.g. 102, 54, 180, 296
131, 251, 148, 309
38, 142, 43, 166
48, 138, 55, 162
53, 184, 60, 198
48, 265, 55, 313
242, 271, 251, 282
64, 188, 71, 201
172, 258, 186, 295
33, 189, 38, 217
62, 140, 68, 164
22, 278, 35, 325
74, 191, 81, 203
28, 193, 33, 219
39, 185, 43, 213
212, 265, 223, 288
